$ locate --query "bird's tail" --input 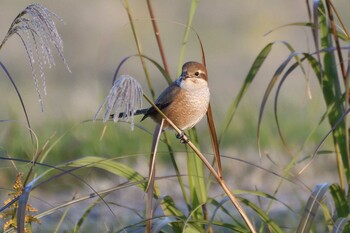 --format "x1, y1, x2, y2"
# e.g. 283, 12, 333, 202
109, 108, 148, 120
